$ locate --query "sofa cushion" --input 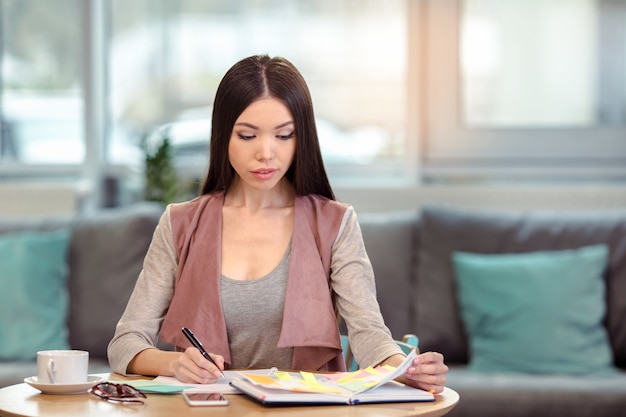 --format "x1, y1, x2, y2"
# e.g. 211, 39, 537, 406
445, 365, 626, 417
453, 245, 615, 374
416, 205, 626, 367
0, 229, 71, 360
